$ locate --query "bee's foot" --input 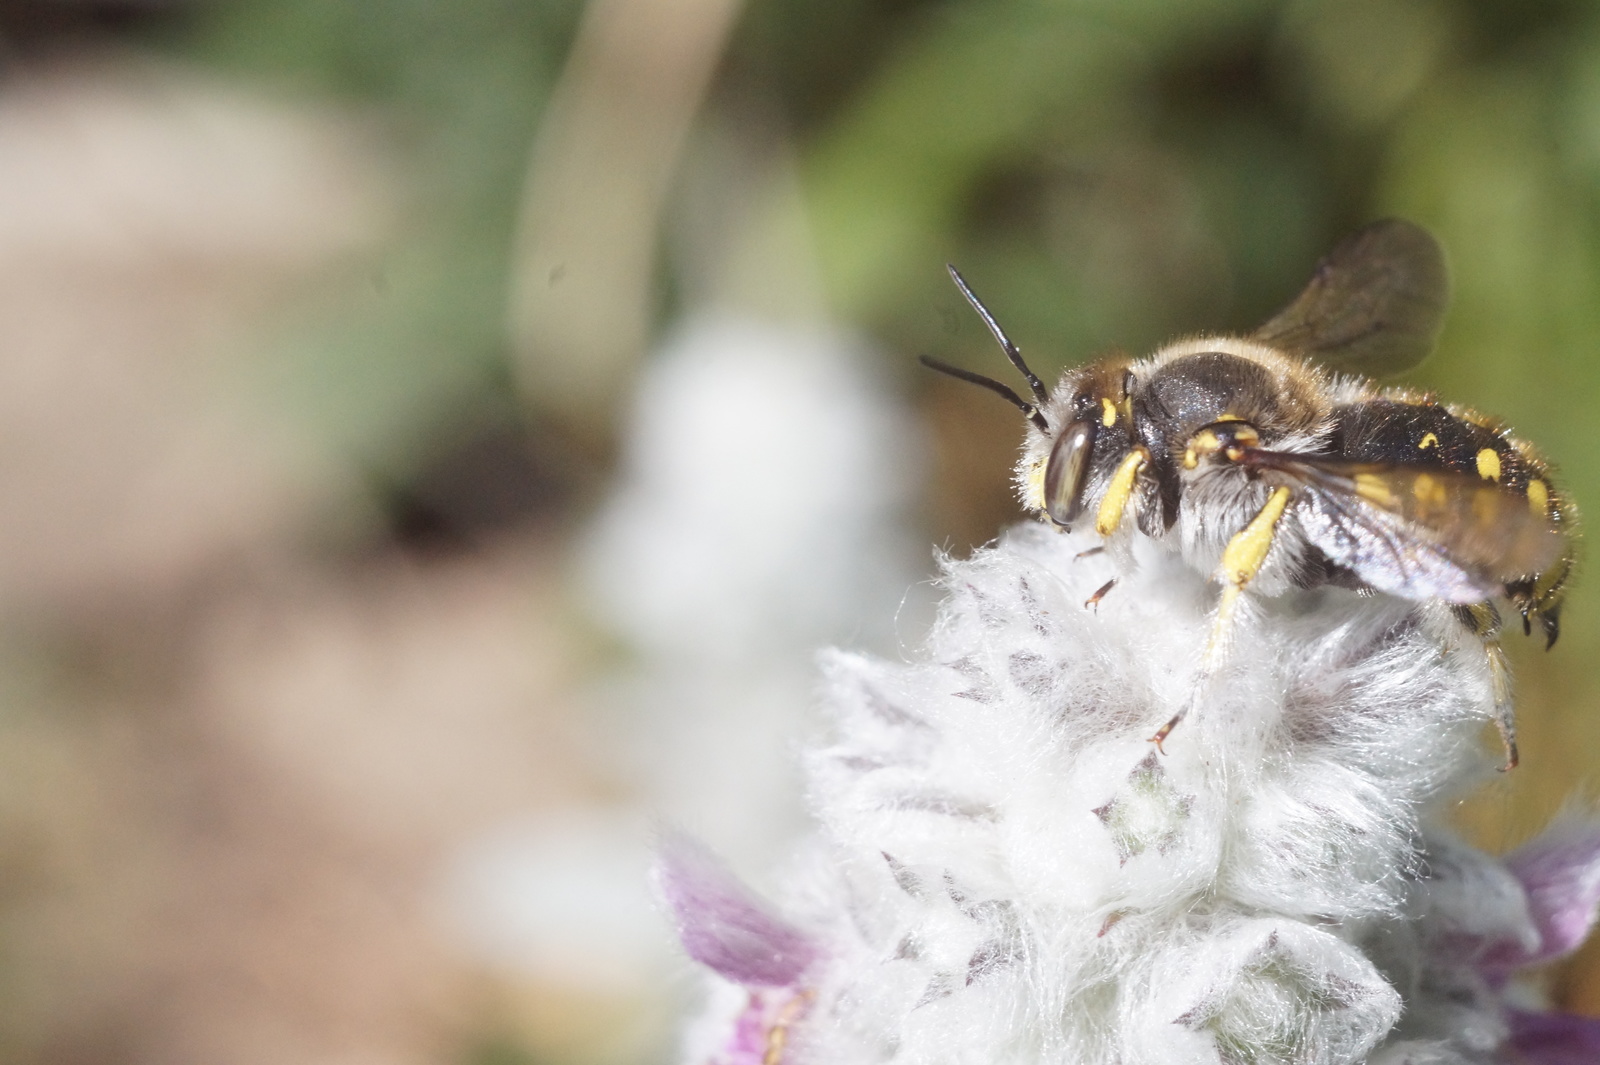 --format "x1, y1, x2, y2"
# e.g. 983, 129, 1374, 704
1084, 578, 1117, 612
1147, 705, 1191, 755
